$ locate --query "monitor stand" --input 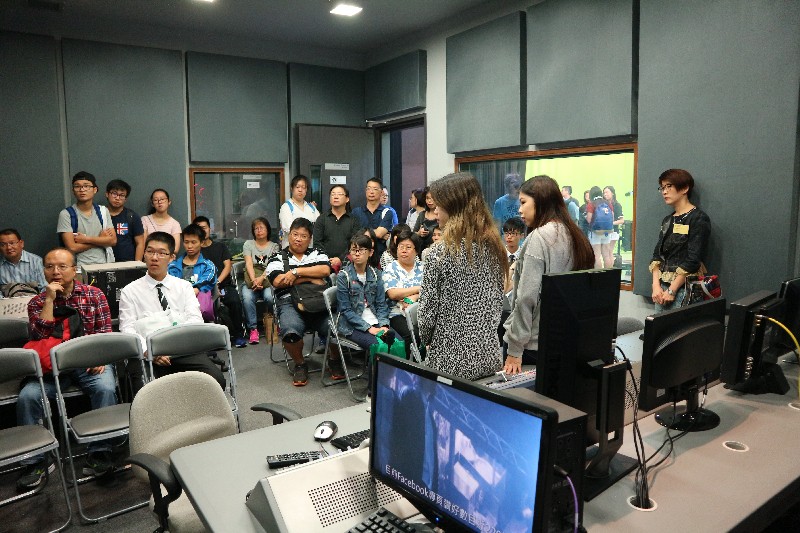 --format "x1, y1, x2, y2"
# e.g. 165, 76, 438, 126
725, 362, 790, 396
655, 387, 720, 432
